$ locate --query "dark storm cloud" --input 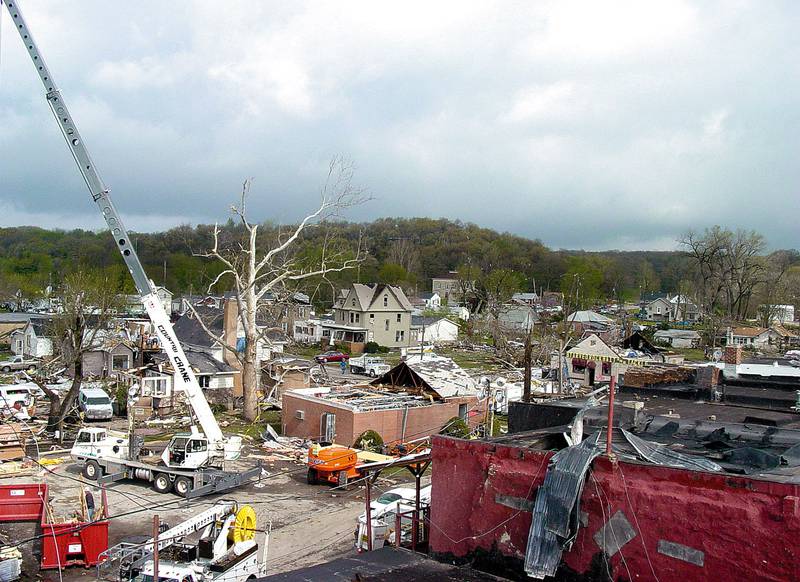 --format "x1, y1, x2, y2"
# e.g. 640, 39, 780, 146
0, 0, 798, 250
